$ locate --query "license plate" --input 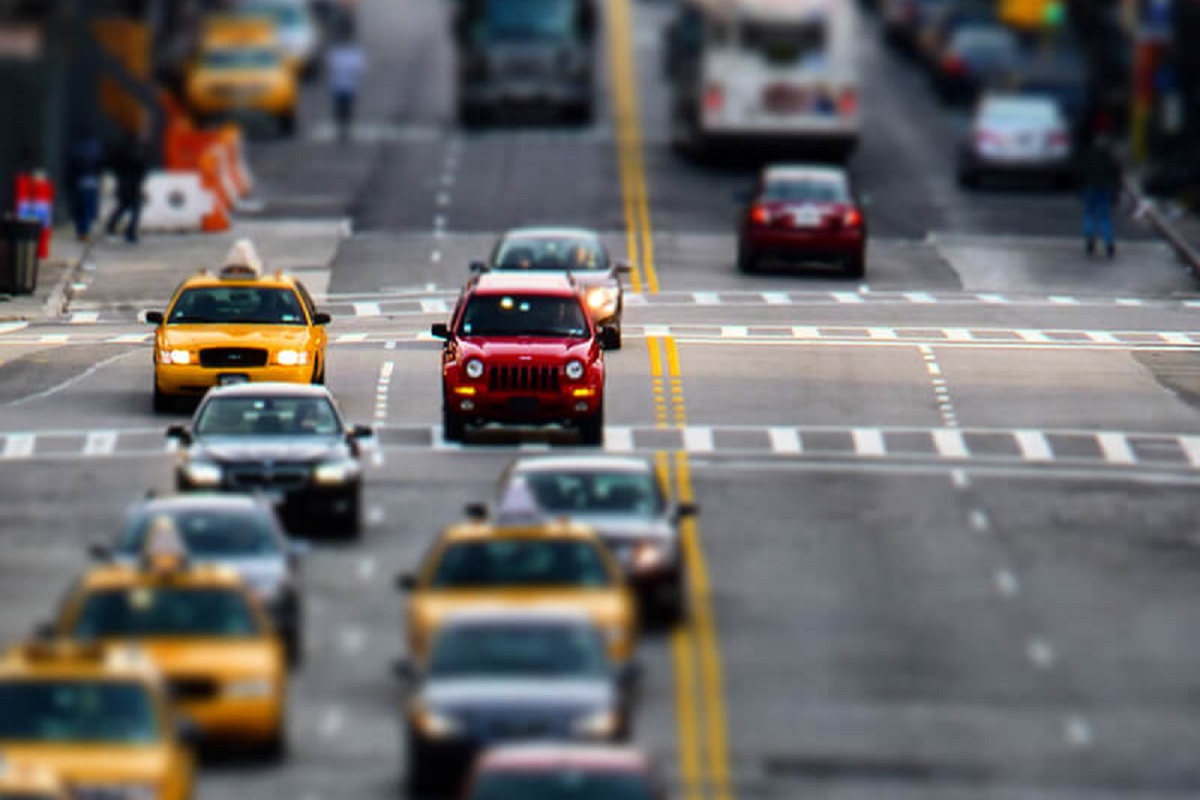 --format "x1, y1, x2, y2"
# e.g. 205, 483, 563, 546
218, 374, 249, 386
789, 207, 823, 228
